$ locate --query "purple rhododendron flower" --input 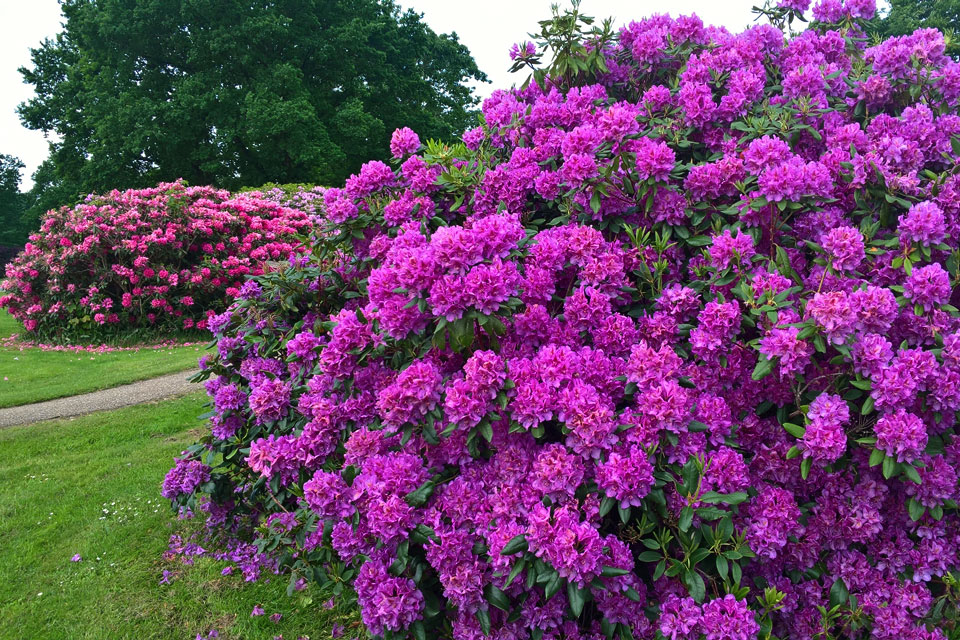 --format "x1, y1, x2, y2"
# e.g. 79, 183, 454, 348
161, 458, 211, 499
821, 225, 865, 272
390, 127, 421, 159
904, 264, 952, 311
899, 201, 946, 246
596, 445, 655, 508
875, 409, 928, 463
